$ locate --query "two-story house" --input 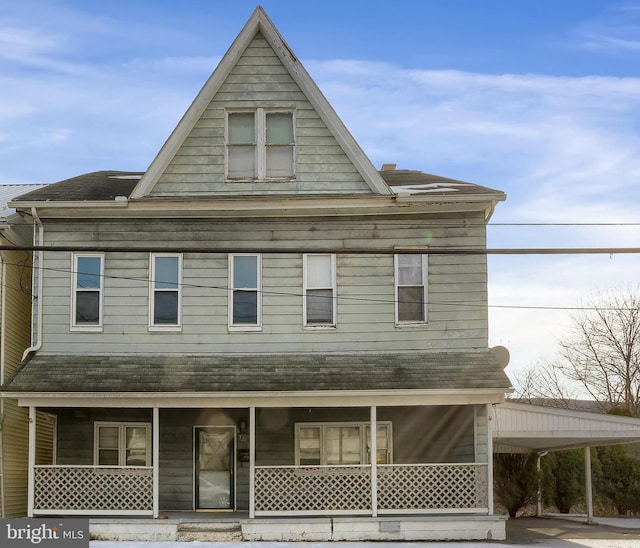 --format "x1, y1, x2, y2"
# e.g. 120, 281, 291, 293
1, 7, 512, 541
